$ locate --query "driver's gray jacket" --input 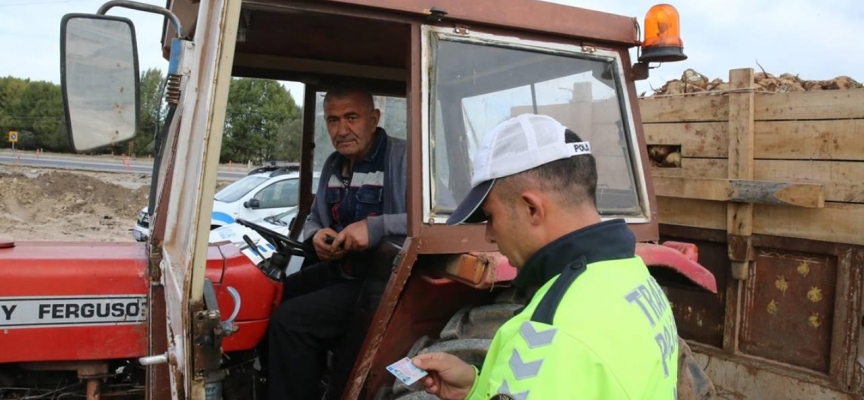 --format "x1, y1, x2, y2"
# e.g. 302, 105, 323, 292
304, 132, 407, 249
